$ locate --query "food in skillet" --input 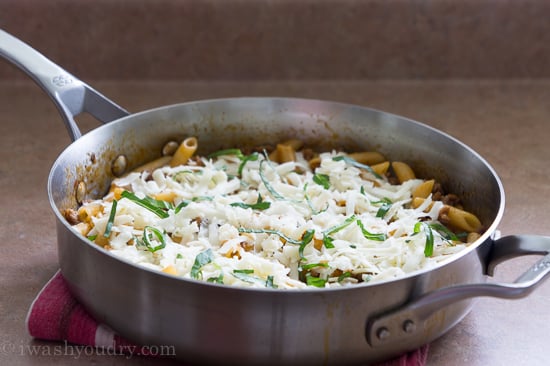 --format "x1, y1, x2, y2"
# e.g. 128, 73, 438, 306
64, 138, 483, 289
